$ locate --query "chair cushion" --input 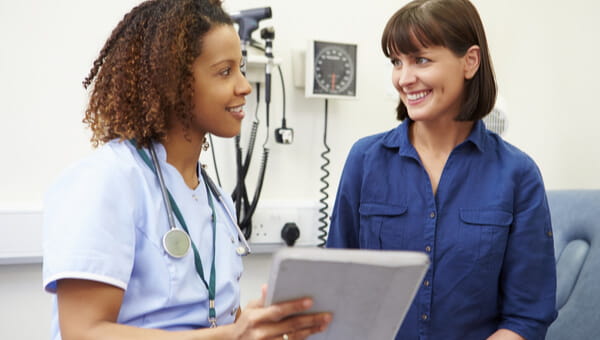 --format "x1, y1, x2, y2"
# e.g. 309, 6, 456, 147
546, 190, 600, 340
